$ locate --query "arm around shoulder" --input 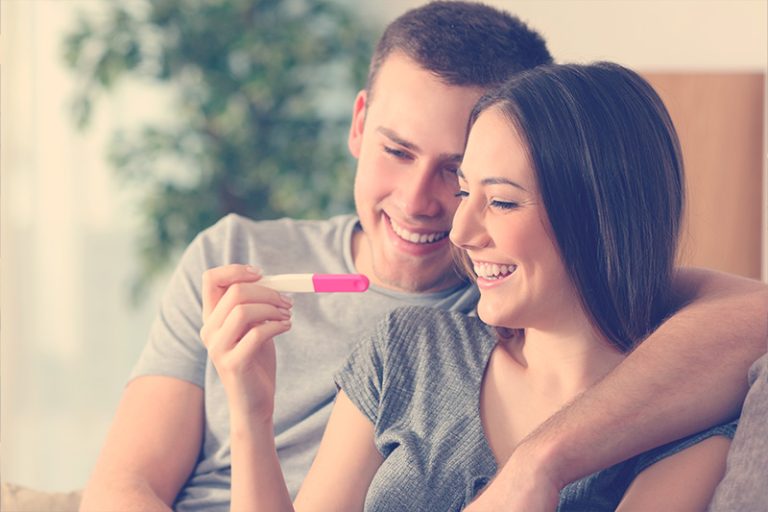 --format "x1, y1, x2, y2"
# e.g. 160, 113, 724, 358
540, 267, 766, 474
79, 376, 204, 512
466, 269, 766, 511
